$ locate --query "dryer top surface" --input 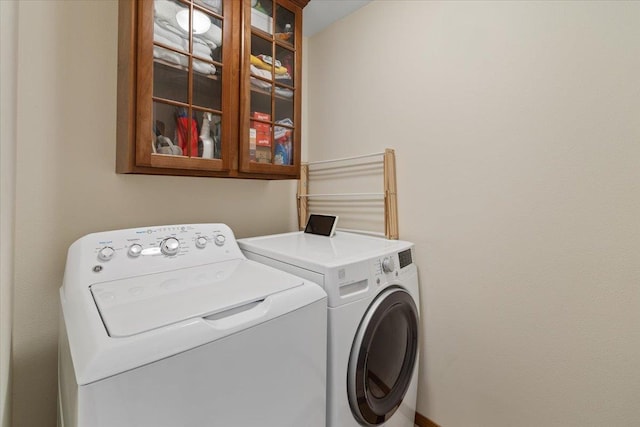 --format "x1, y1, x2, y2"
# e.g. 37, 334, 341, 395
238, 231, 413, 271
